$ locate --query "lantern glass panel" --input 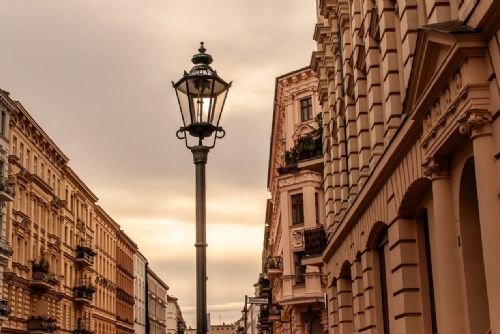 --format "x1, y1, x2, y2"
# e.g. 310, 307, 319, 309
174, 80, 193, 127
212, 81, 230, 126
